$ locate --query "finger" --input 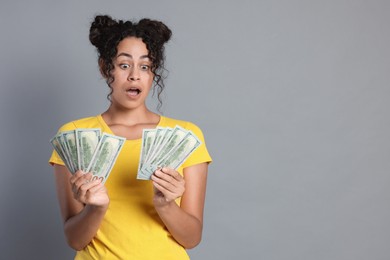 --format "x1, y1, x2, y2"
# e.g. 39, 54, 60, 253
154, 169, 177, 183
152, 181, 175, 201
74, 169, 85, 175
155, 169, 184, 189
74, 173, 93, 187
72, 173, 94, 196
86, 180, 104, 194
153, 169, 174, 184
161, 167, 182, 181
75, 178, 101, 199
80, 178, 101, 191
70, 171, 89, 186
151, 171, 177, 193
69, 170, 84, 185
